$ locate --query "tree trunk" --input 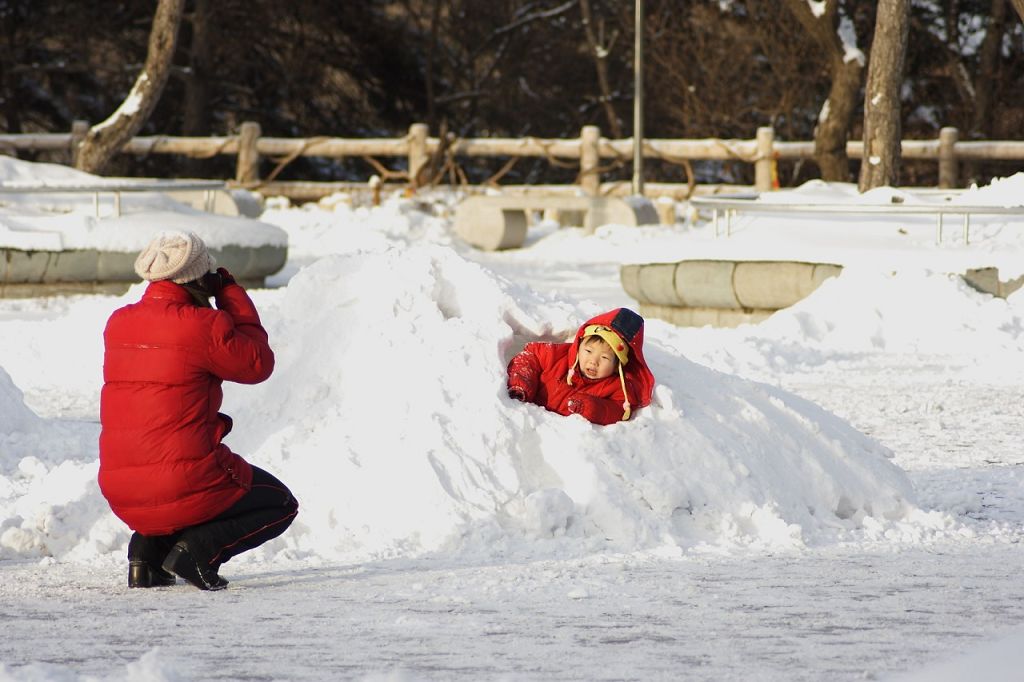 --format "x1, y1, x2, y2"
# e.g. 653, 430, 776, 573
579, 0, 623, 138
425, 0, 442, 130
1011, 0, 1024, 23
182, 0, 212, 137
859, 0, 910, 191
963, 0, 1008, 184
75, 0, 185, 174
971, 0, 1007, 137
782, 0, 863, 182
182, 0, 212, 177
